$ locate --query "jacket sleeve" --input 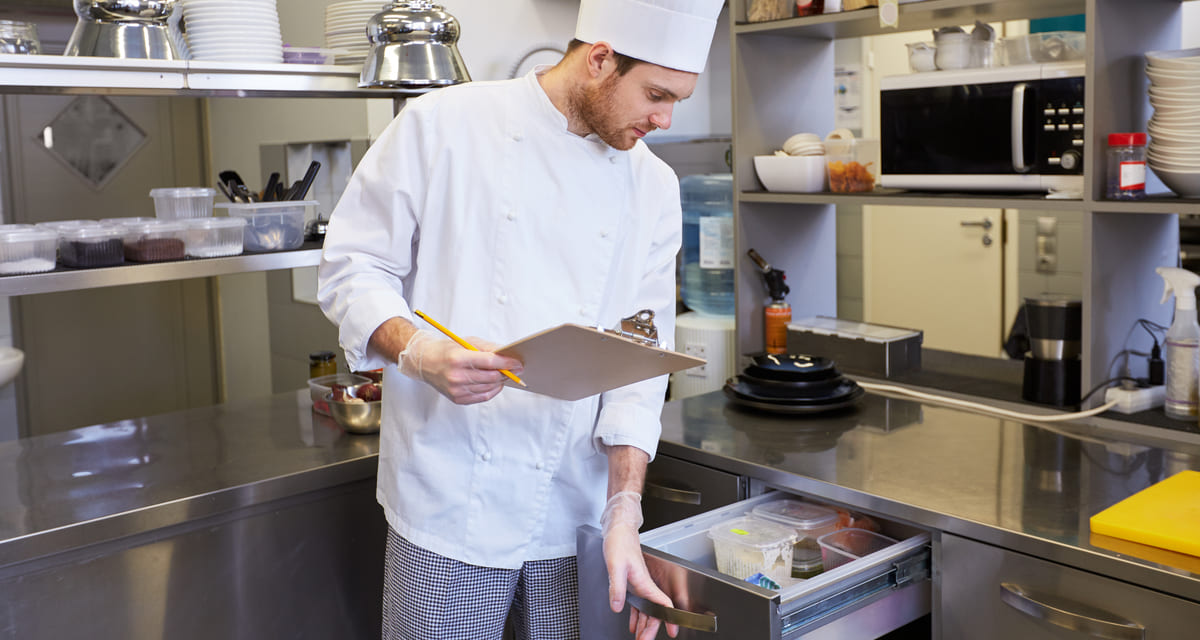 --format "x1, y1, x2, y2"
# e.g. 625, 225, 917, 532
592, 168, 683, 461
317, 102, 432, 372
